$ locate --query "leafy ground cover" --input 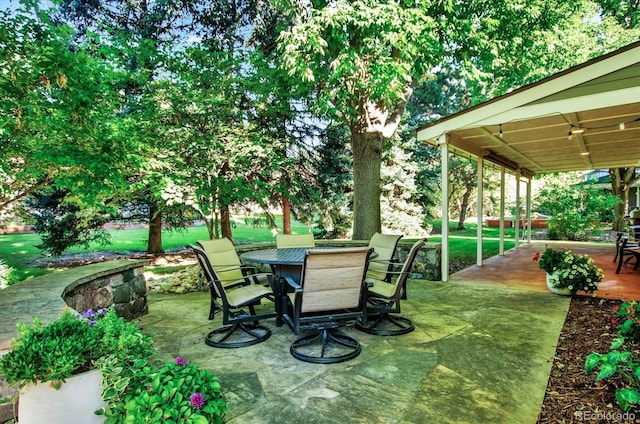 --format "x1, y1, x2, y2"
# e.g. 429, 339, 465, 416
537, 296, 639, 423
